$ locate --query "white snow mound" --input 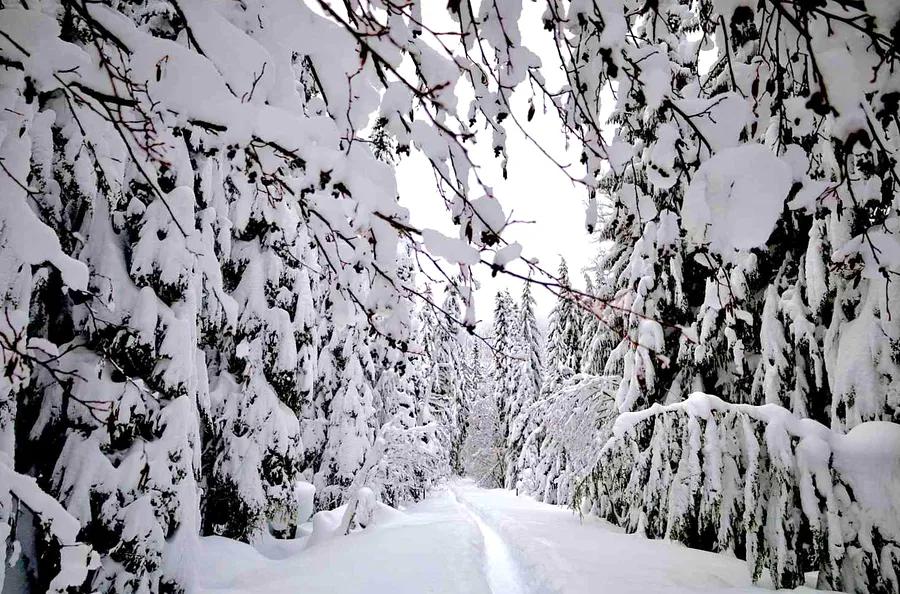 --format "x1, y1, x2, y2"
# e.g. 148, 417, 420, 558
683, 144, 792, 257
